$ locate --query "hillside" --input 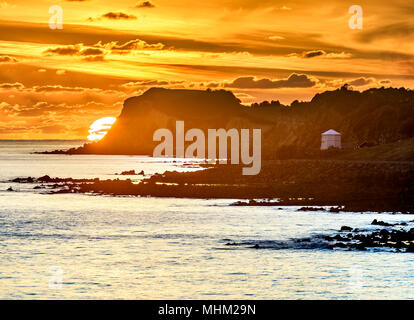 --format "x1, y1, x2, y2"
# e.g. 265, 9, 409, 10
62, 86, 414, 161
